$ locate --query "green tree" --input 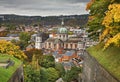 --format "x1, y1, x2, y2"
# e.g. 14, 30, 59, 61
46, 67, 59, 82
55, 63, 65, 77
19, 32, 31, 49
5, 23, 16, 32
62, 66, 81, 82
31, 54, 40, 70
24, 65, 40, 82
39, 55, 55, 68
19, 32, 31, 42
40, 68, 48, 82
